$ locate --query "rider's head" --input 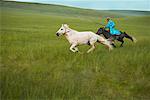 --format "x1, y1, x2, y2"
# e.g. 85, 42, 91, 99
106, 17, 110, 22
